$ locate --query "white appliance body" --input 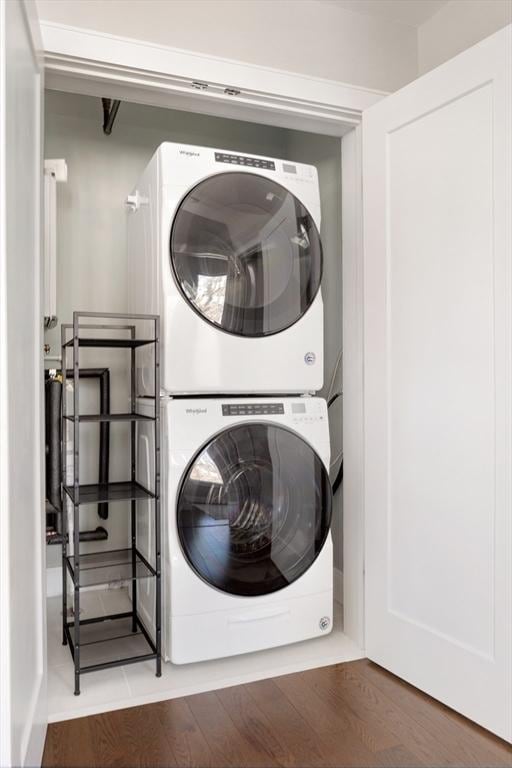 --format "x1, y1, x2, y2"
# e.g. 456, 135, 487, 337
128, 143, 324, 395
136, 396, 333, 664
